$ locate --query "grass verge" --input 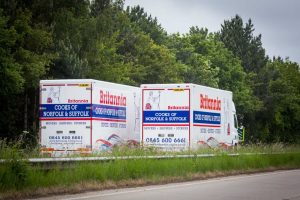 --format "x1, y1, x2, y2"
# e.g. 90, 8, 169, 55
1, 152, 300, 199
